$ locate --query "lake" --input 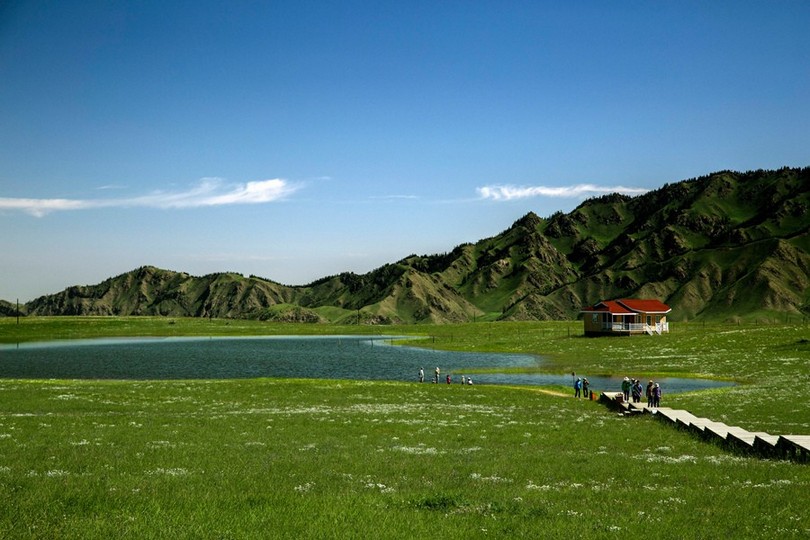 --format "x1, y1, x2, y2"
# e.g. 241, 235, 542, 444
0, 336, 734, 393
